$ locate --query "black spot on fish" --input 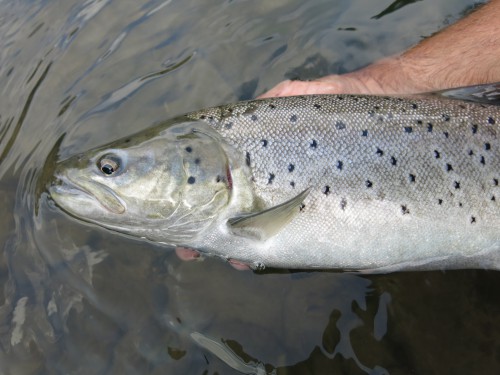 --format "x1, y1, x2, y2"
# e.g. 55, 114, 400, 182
200, 115, 206, 120
362, 129, 368, 137
471, 216, 476, 224
434, 150, 440, 159
484, 143, 491, 151
268, 173, 275, 184
493, 178, 499, 186
224, 122, 233, 129
412, 103, 418, 109
366, 180, 373, 188
299, 203, 306, 212
187, 176, 196, 184
488, 117, 495, 125
185, 146, 192, 153
391, 156, 397, 166
337, 160, 343, 170
459, 104, 466, 109
417, 120, 423, 125
216, 175, 223, 183
446, 163, 453, 172
290, 114, 297, 122
459, 202, 463, 207
480, 156, 485, 165
401, 205, 410, 215
438, 199, 443, 205
468, 149, 474, 156
492, 195, 496, 201
288, 163, 295, 172
245, 152, 251, 167
208, 116, 214, 121
261, 139, 268, 147
335, 121, 346, 130
443, 132, 449, 139
427, 123, 433, 132
340, 198, 347, 210
376, 148, 384, 156
124, 138, 131, 143
374, 105, 380, 110
194, 158, 200, 165
310, 140, 317, 148
471, 124, 478, 134
251, 114, 258, 121
442, 114, 450, 121
268, 104, 276, 109
454, 181, 460, 189
409, 174, 416, 183
314, 103, 321, 109
323, 185, 331, 195
290, 181, 295, 188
